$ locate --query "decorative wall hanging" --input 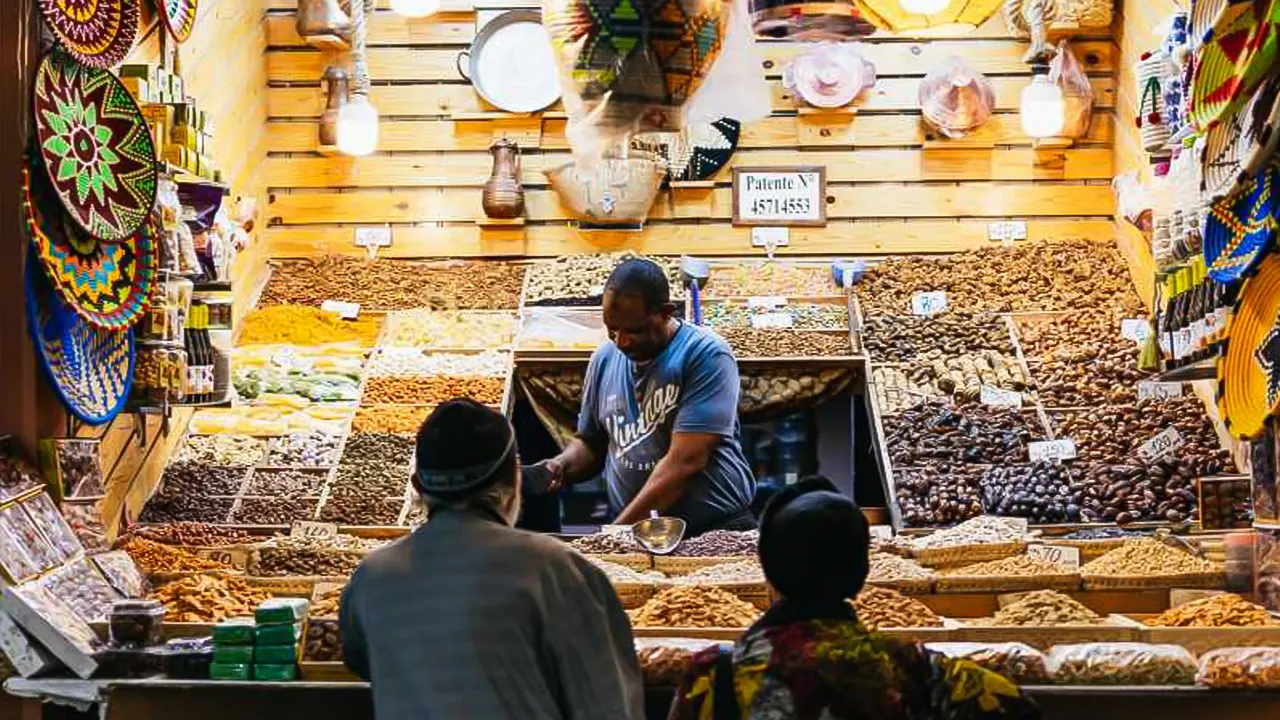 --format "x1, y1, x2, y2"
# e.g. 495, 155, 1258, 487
854, 0, 1002, 35
25, 254, 135, 426
750, 0, 875, 39
633, 118, 741, 183
1204, 166, 1279, 283
782, 43, 876, 109
1135, 50, 1174, 155
24, 159, 155, 330
483, 138, 525, 219
1189, 0, 1280, 132
458, 11, 560, 114
32, 52, 158, 243
918, 57, 995, 139
544, 152, 667, 225
39, 0, 140, 69
1000, 0, 1112, 52
1218, 249, 1280, 439
159, 0, 199, 43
